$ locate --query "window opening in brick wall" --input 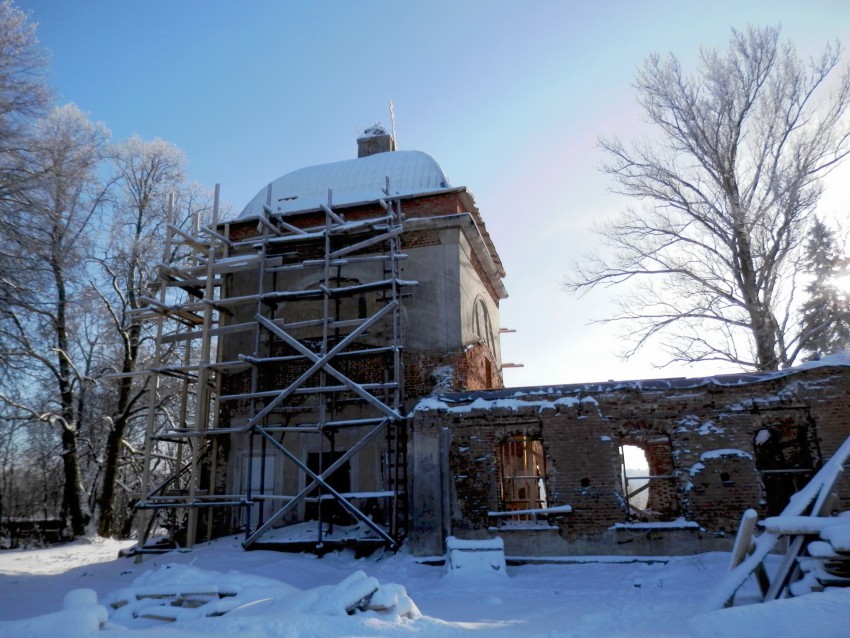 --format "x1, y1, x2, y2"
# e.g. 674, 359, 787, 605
754, 423, 816, 516
497, 435, 548, 518
620, 444, 649, 511
619, 437, 679, 521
